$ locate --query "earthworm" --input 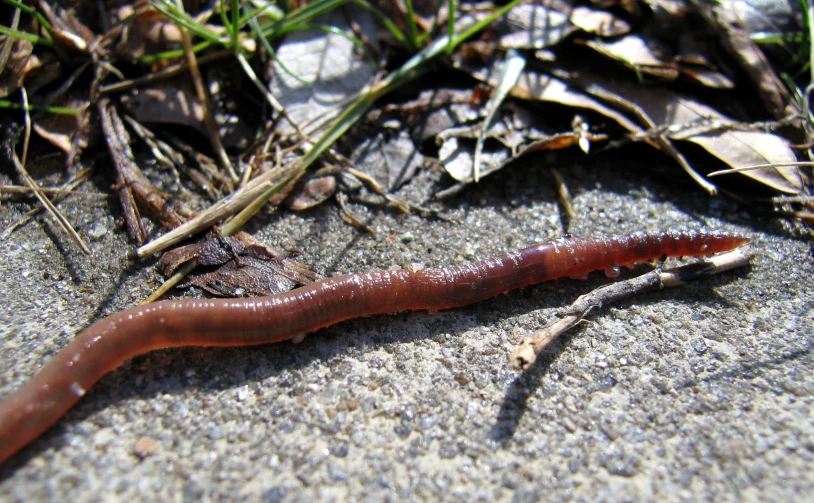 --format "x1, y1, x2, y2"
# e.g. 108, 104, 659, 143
0, 230, 749, 464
